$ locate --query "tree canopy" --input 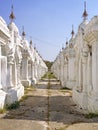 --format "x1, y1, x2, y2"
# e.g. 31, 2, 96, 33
44, 60, 53, 71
